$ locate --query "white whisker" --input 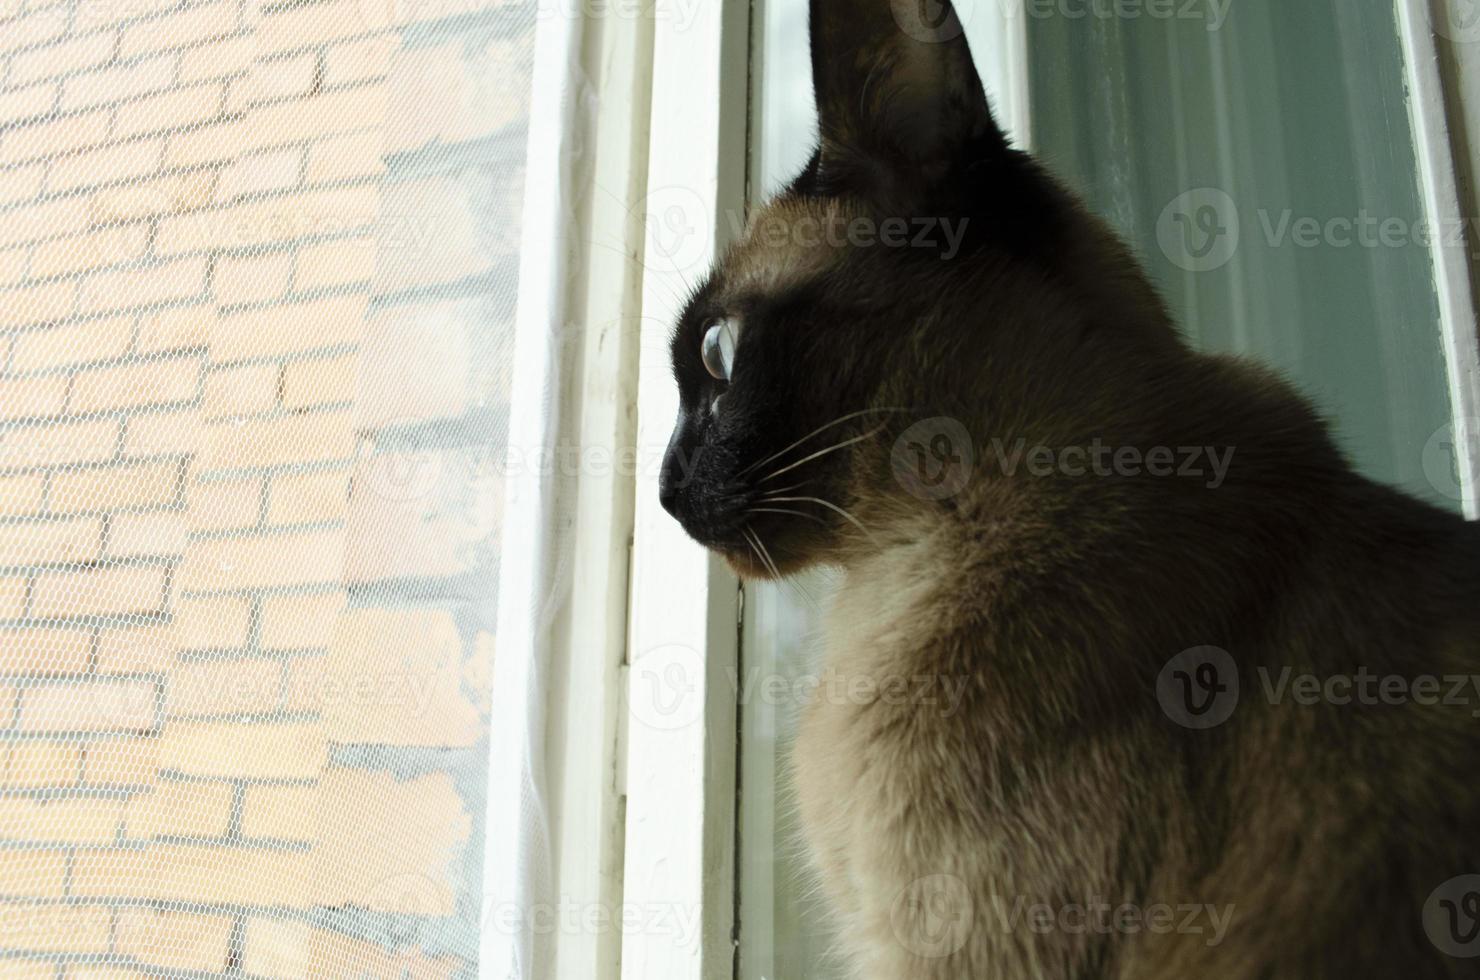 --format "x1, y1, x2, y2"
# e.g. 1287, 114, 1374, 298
738, 409, 907, 478
760, 495, 880, 546
741, 529, 768, 578
745, 526, 822, 614
749, 507, 827, 524
784, 577, 823, 615
760, 424, 891, 483
743, 527, 782, 580
761, 480, 813, 497
751, 532, 782, 580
